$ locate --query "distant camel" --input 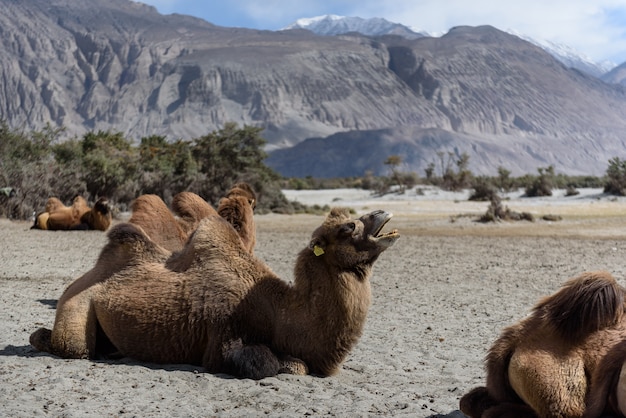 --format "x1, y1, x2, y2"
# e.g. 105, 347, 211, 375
459, 271, 626, 417
30, 208, 399, 379
32, 196, 112, 231
129, 183, 256, 253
